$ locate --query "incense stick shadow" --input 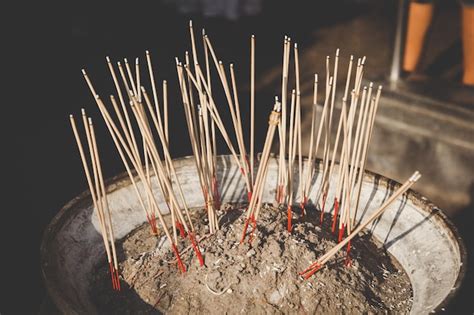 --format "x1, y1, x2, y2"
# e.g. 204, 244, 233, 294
218, 157, 246, 204
310, 160, 331, 213
356, 174, 382, 227
219, 208, 245, 228
307, 159, 323, 209
384, 210, 437, 250
382, 194, 408, 245
368, 180, 396, 235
